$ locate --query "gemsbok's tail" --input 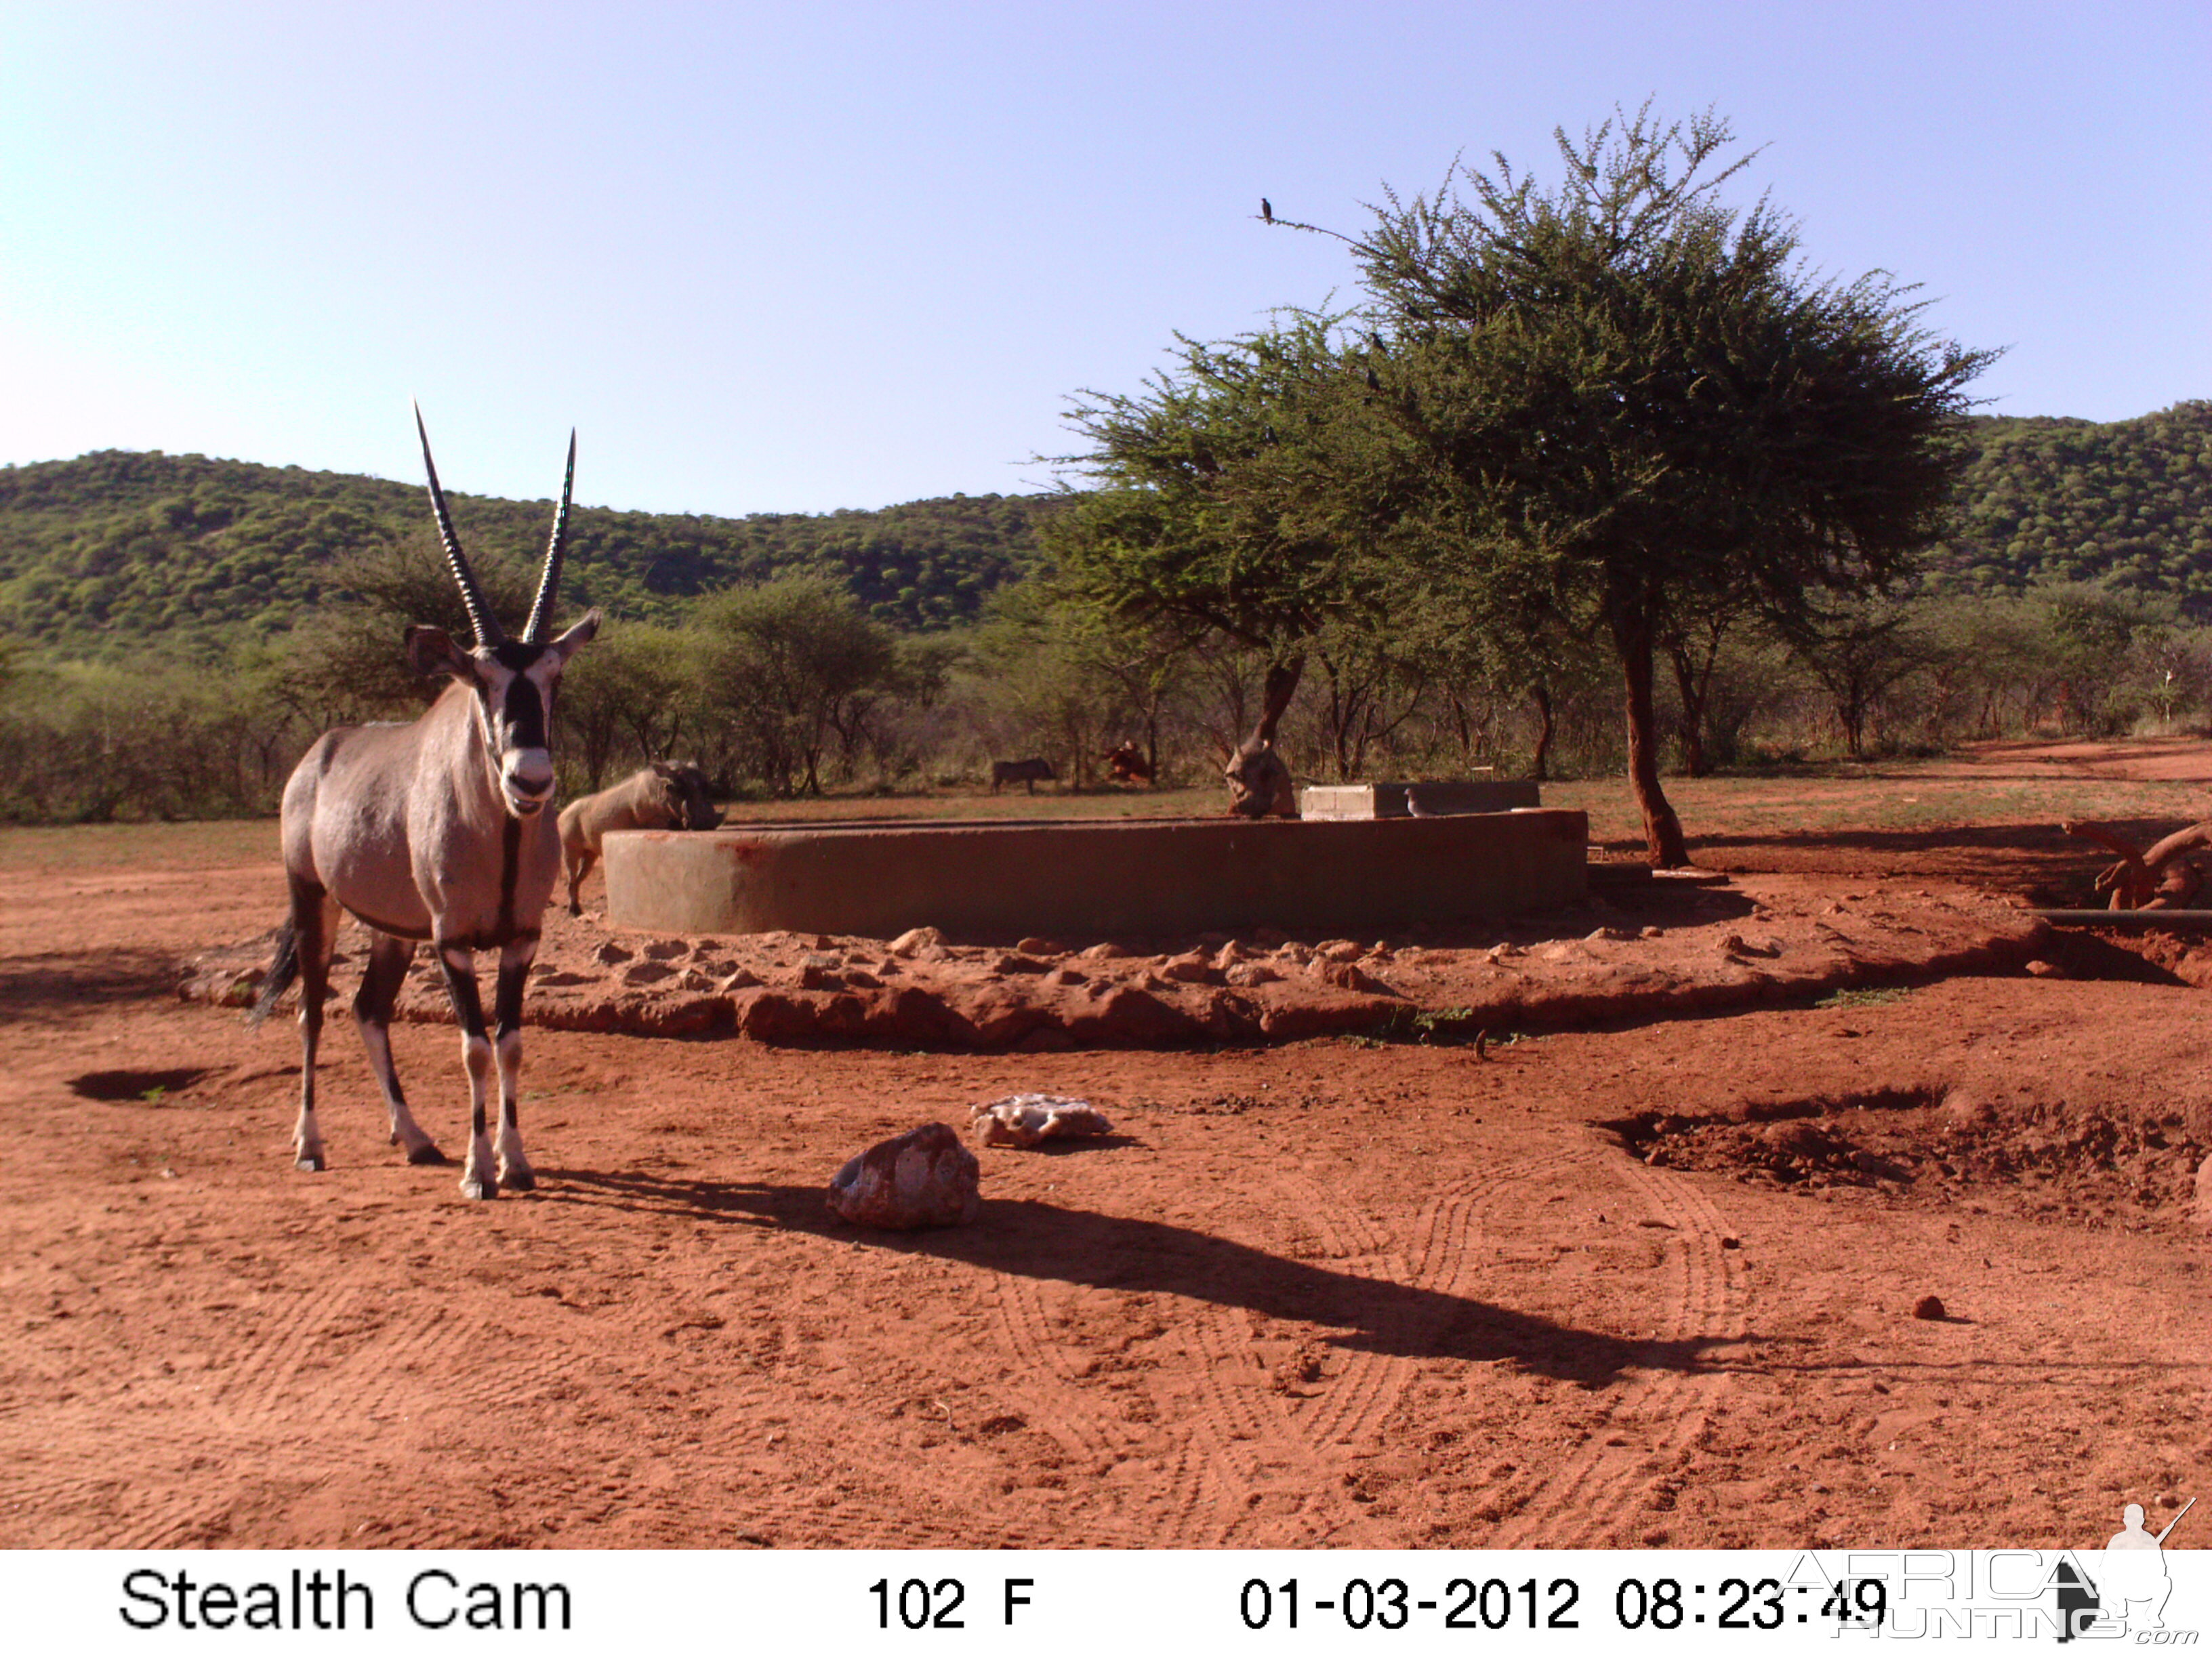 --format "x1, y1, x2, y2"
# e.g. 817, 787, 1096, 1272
247, 920, 300, 1027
